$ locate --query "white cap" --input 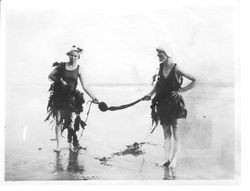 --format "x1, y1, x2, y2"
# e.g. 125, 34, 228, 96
156, 46, 174, 58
